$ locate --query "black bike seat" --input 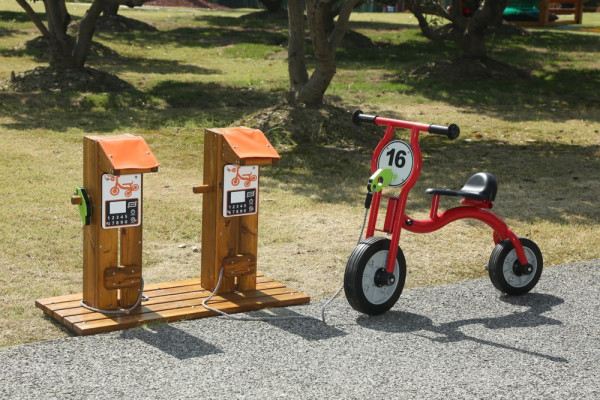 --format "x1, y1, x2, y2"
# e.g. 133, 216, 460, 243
425, 172, 497, 201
